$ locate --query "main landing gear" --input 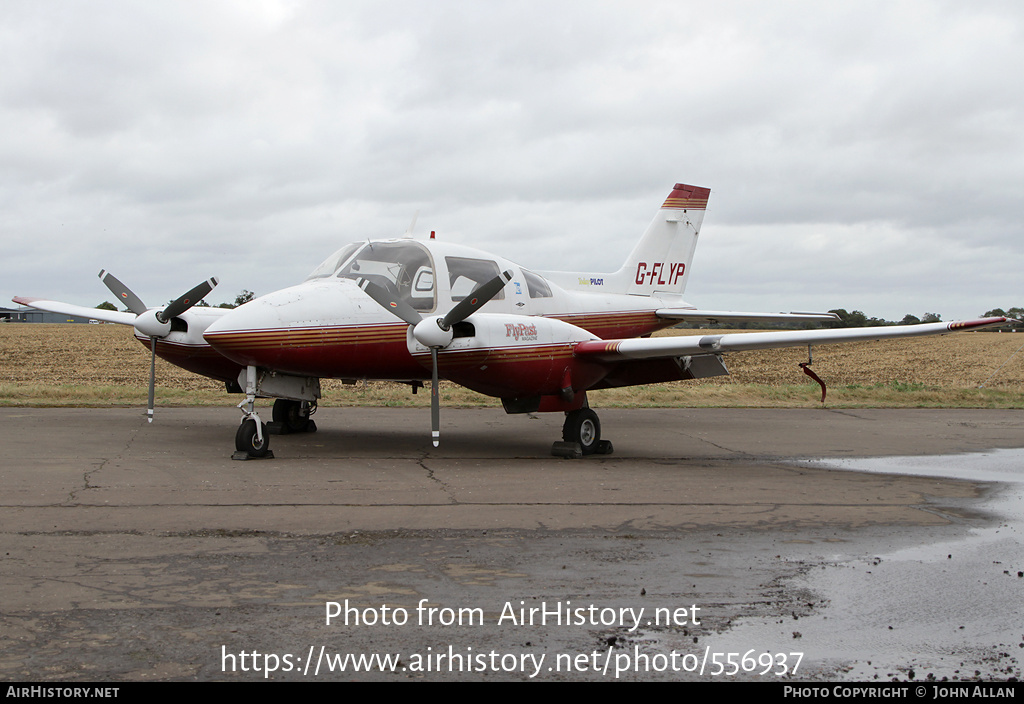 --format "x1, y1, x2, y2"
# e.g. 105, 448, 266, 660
270, 398, 317, 435
551, 407, 614, 459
